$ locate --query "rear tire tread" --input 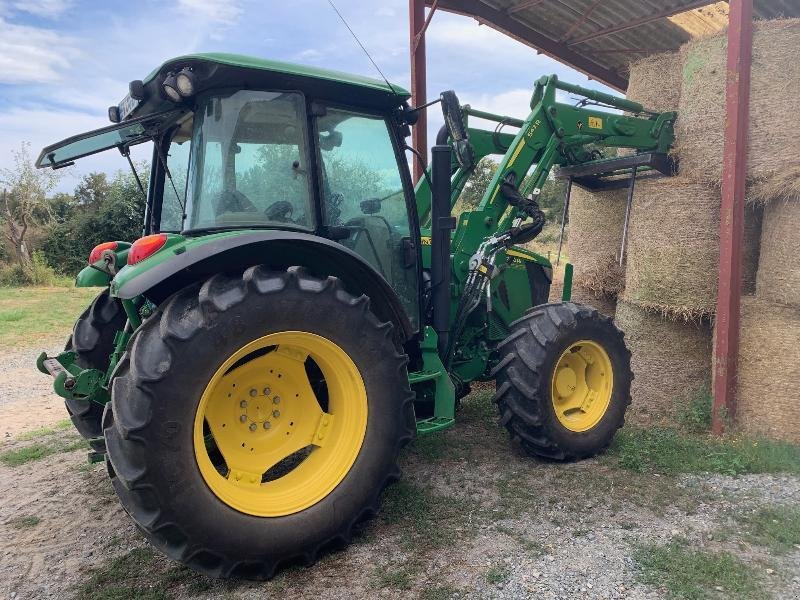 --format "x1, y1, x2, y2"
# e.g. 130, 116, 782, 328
104, 266, 415, 579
